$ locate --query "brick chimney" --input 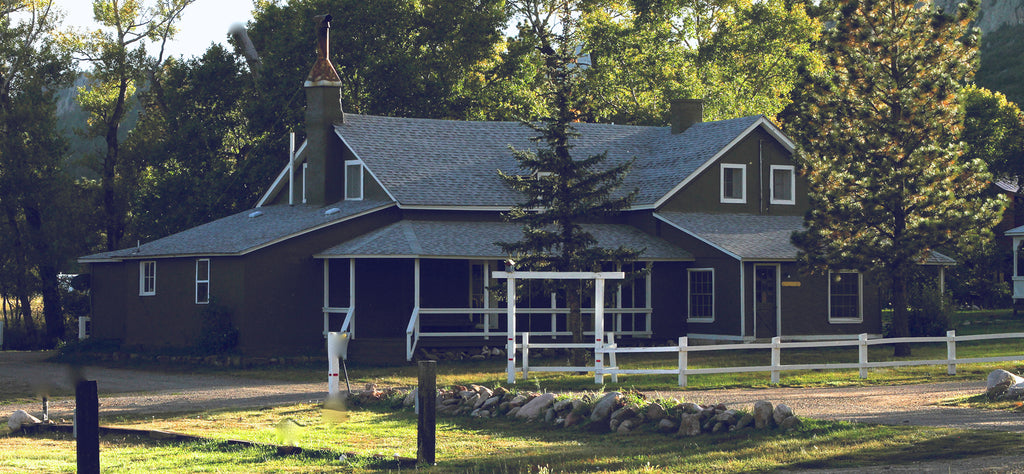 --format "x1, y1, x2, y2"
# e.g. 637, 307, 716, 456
670, 99, 703, 134
303, 14, 344, 205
